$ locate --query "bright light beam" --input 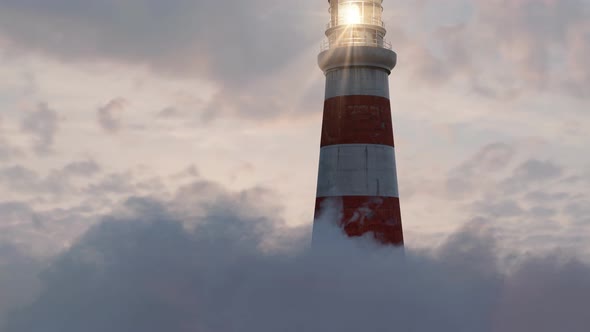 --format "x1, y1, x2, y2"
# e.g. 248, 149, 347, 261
340, 4, 362, 25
